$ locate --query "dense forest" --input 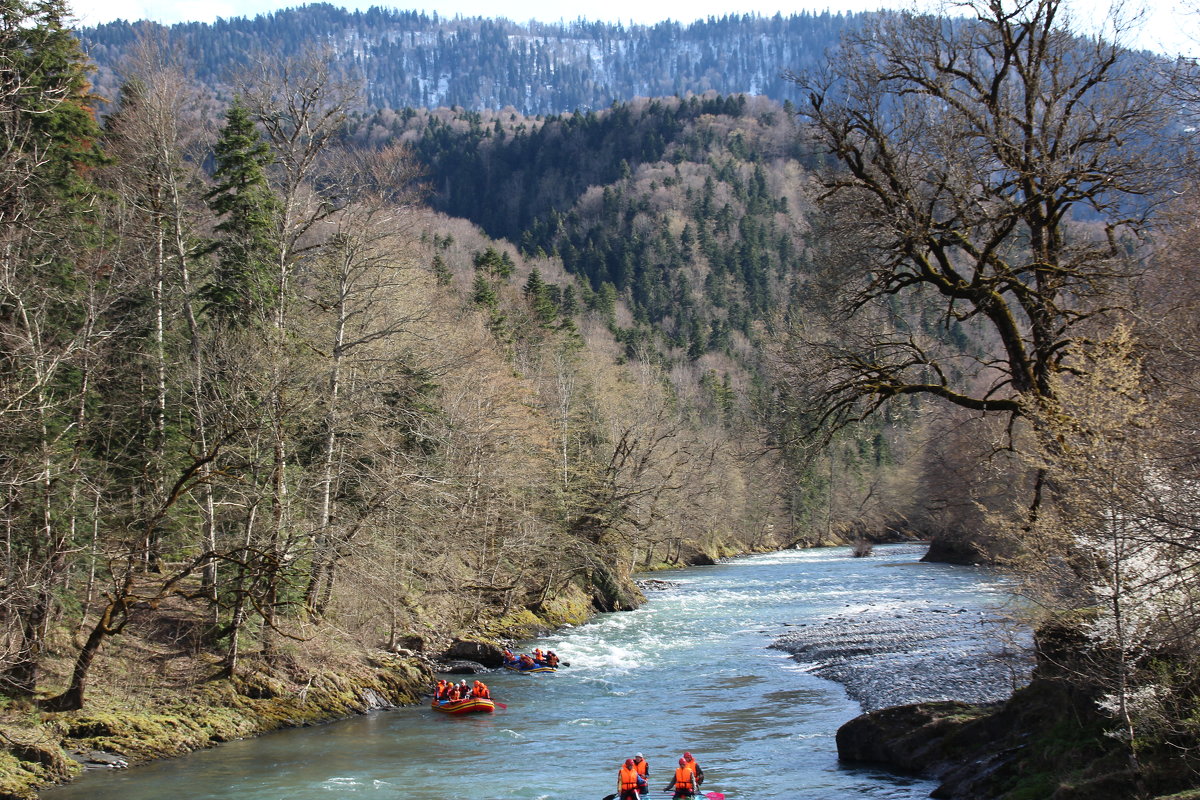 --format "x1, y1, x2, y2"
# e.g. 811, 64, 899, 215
5, 0, 1200, 797
79, 4, 859, 114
